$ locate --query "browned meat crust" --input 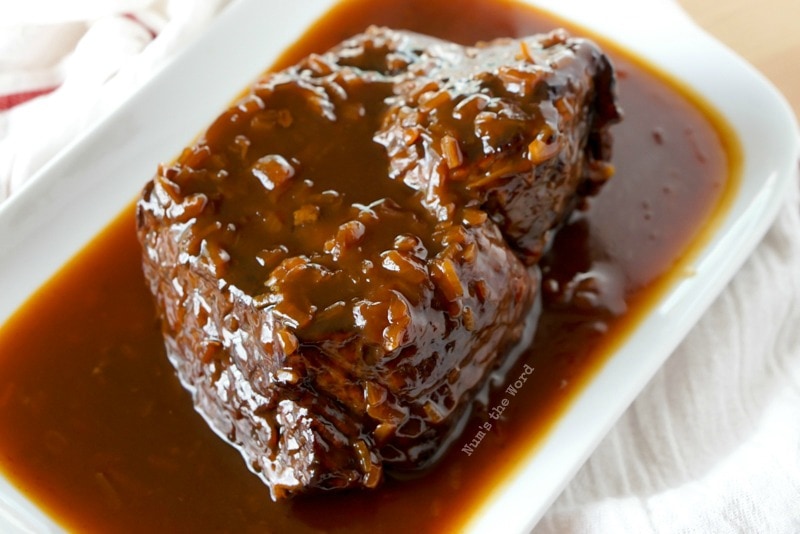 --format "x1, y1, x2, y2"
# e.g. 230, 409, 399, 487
136, 27, 620, 499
